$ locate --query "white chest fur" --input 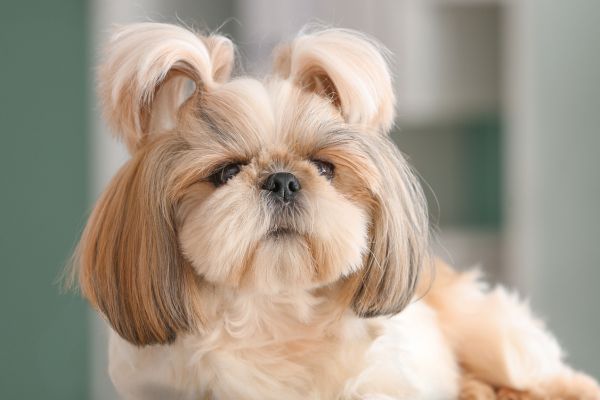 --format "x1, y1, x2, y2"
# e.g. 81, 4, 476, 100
108, 295, 459, 400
